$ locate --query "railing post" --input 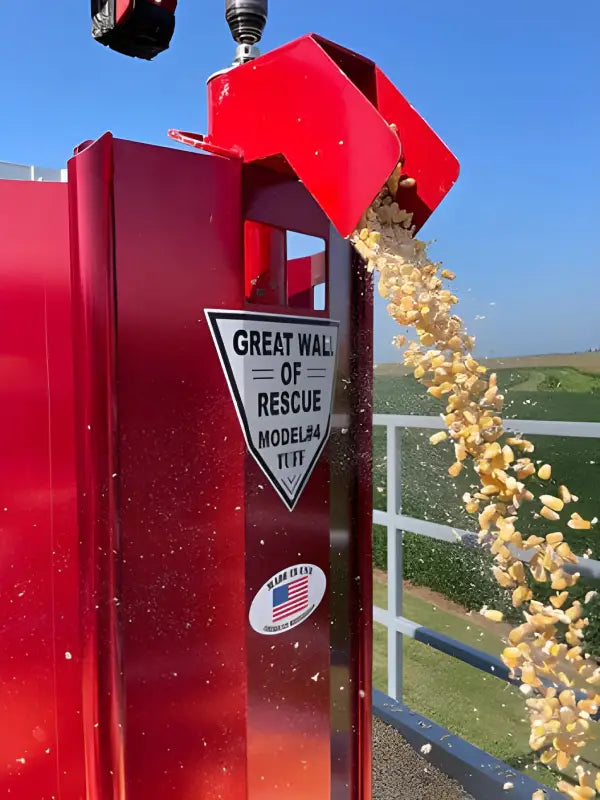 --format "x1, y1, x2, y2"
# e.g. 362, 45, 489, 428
386, 422, 403, 700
